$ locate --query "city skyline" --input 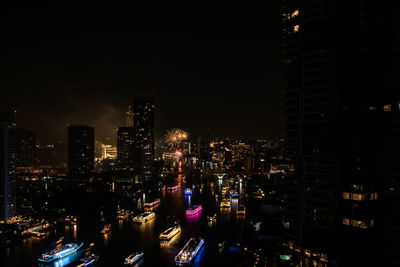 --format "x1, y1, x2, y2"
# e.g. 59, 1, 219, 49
1, 3, 285, 143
